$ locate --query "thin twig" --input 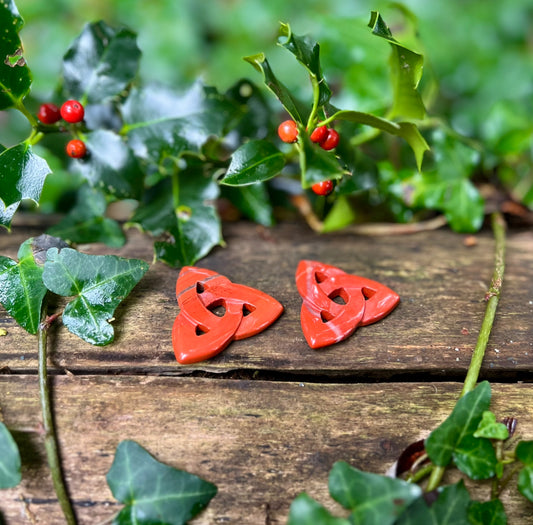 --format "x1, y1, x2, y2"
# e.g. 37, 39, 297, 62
38, 304, 78, 525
